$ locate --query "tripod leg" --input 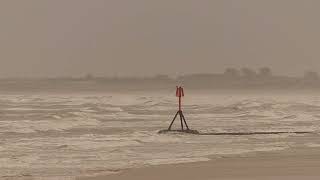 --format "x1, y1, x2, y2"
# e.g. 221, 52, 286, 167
179, 111, 184, 130
181, 113, 190, 130
168, 111, 179, 130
